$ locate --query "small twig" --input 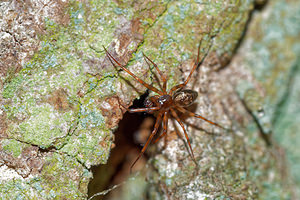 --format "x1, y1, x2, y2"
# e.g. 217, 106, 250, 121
88, 172, 140, 200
